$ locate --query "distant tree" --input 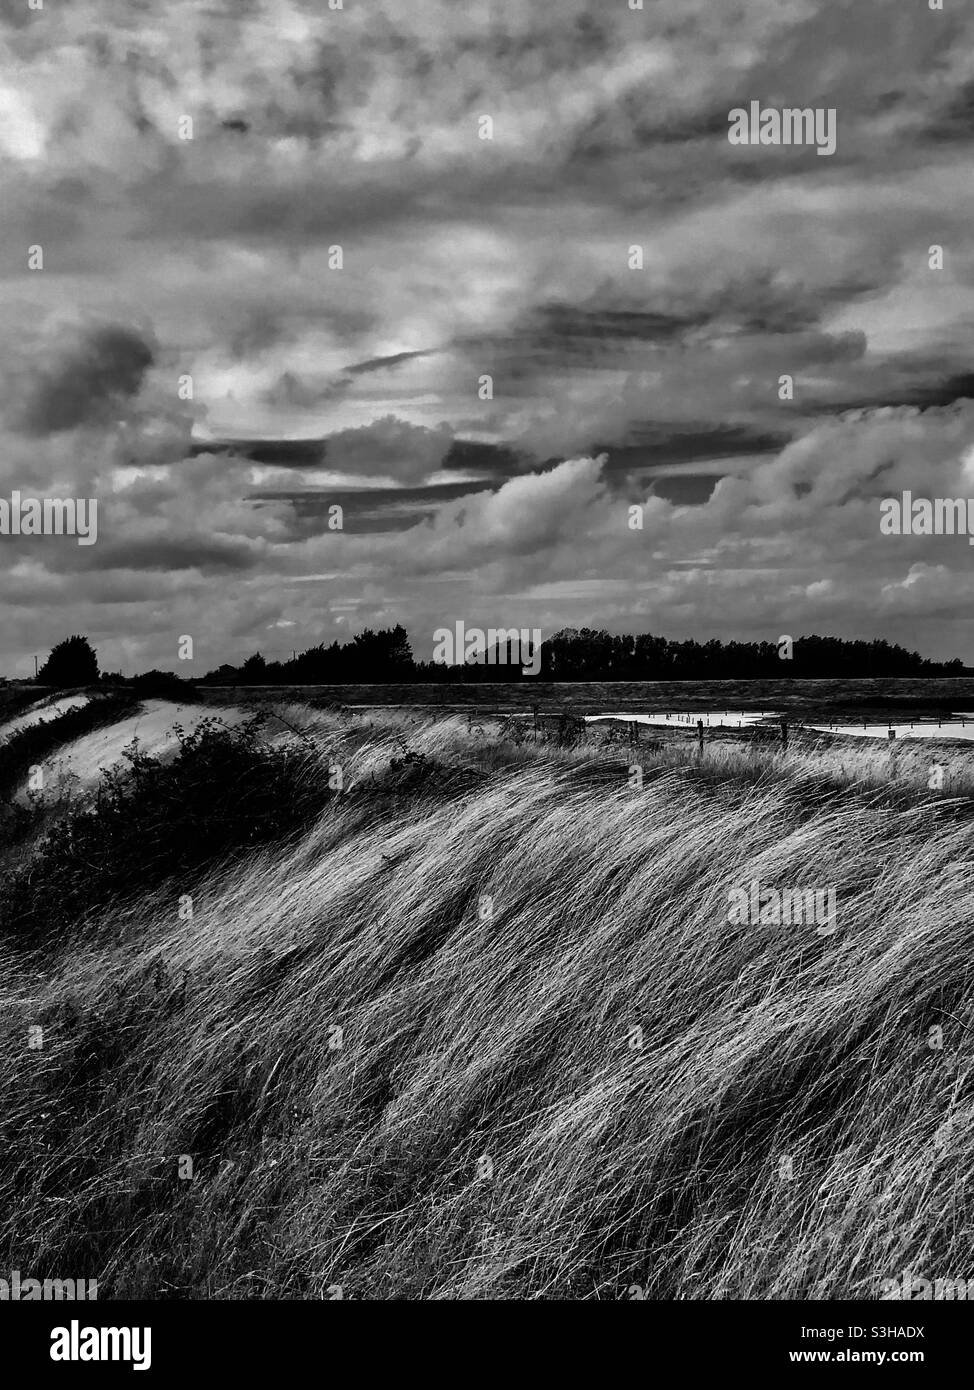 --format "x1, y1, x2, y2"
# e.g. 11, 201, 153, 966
241, 652, 267, 681
346, 625, 414, 681
37, 635, 99, 688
